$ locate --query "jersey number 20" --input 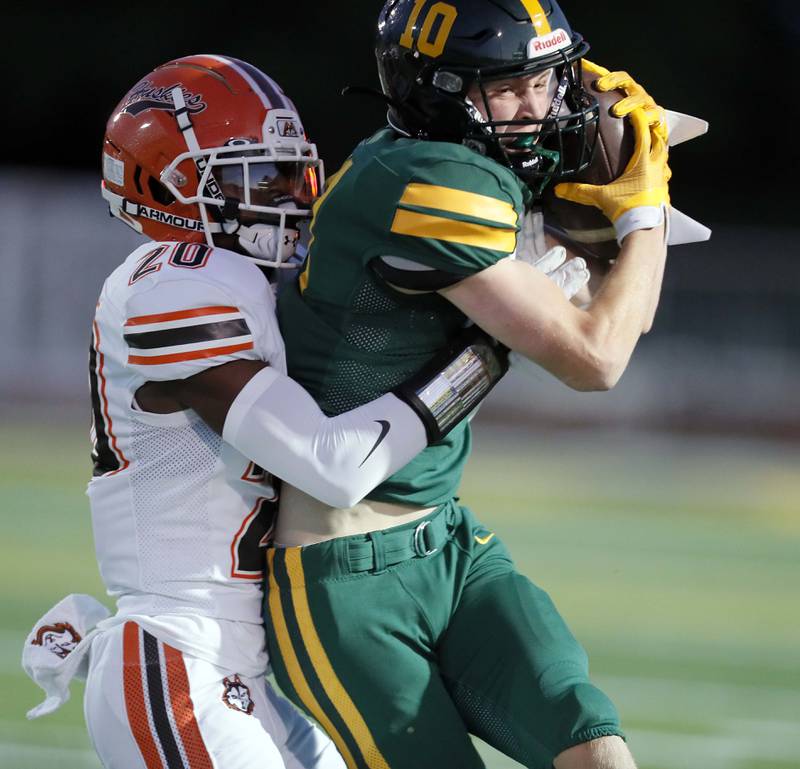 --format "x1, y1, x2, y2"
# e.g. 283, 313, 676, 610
129, 243, 212, 286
